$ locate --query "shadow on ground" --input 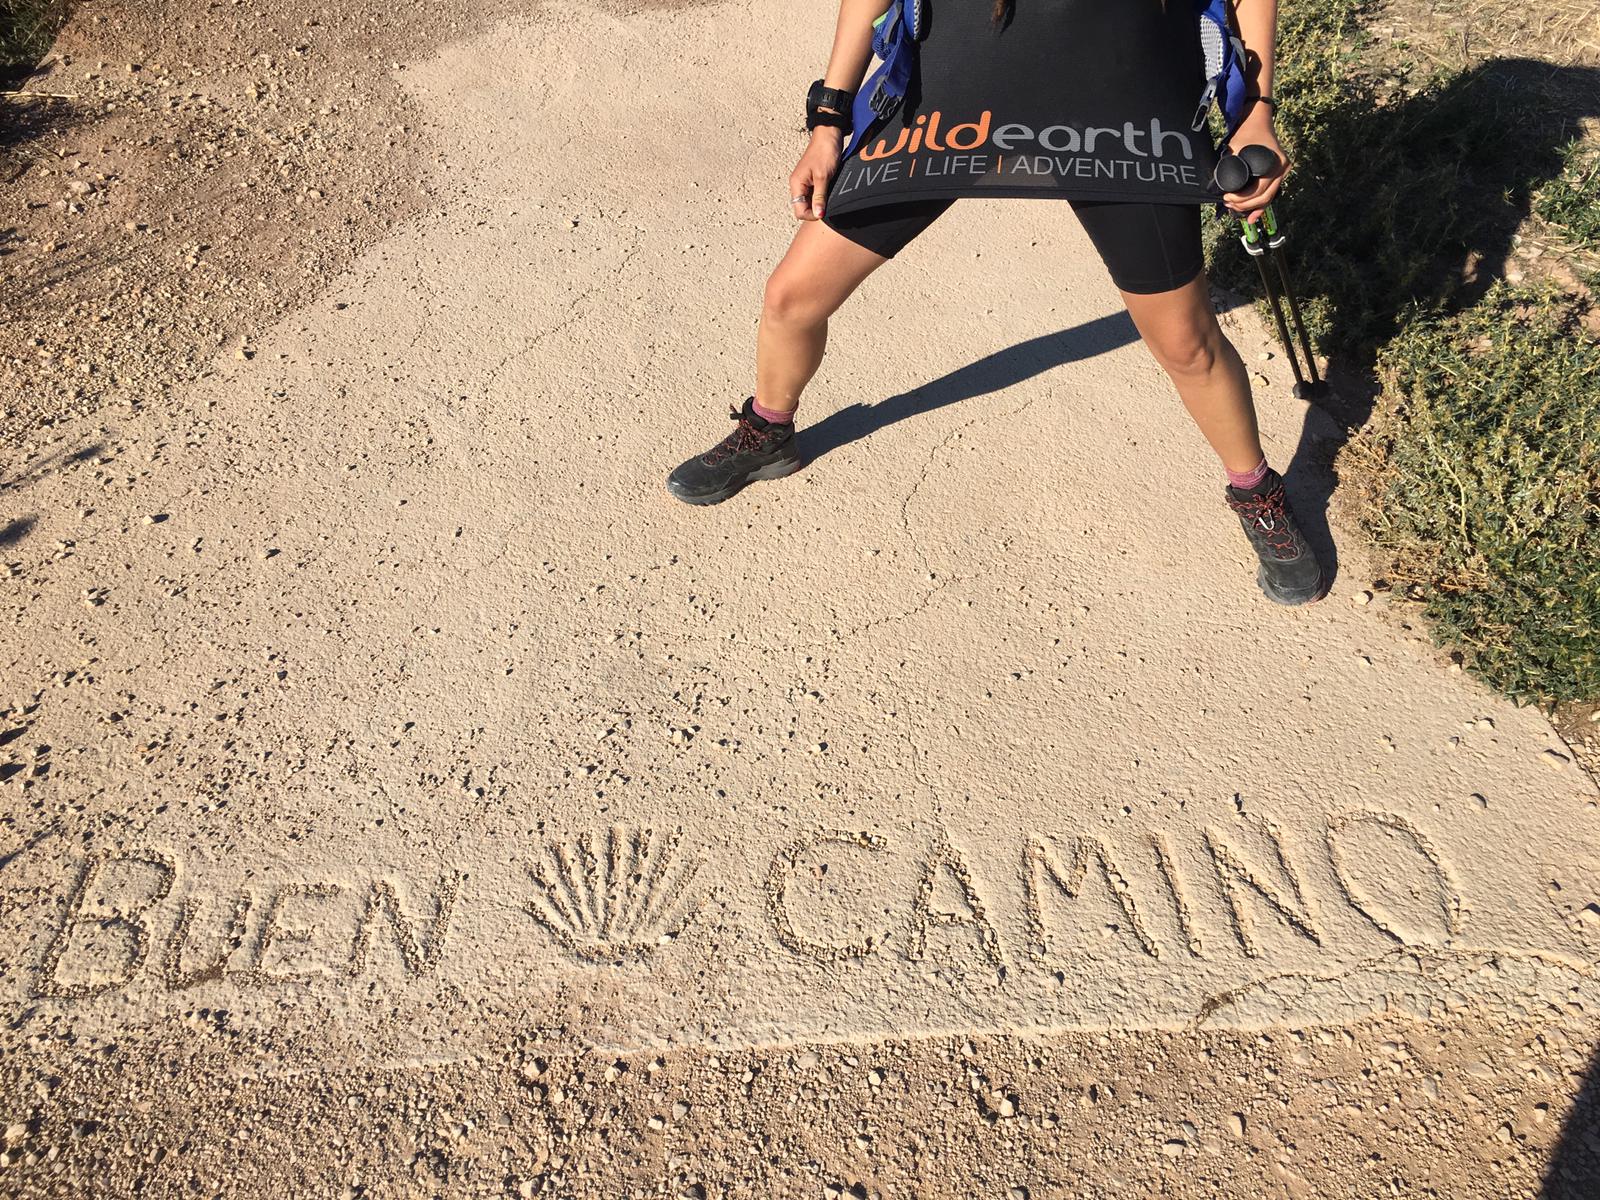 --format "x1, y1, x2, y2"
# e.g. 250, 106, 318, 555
1211, 58, 1600, 432
1544, 1043, 1600, 1197
805, 58, 1600, 603
801, 311, 1141, 463
1210, 57, 1600, 598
